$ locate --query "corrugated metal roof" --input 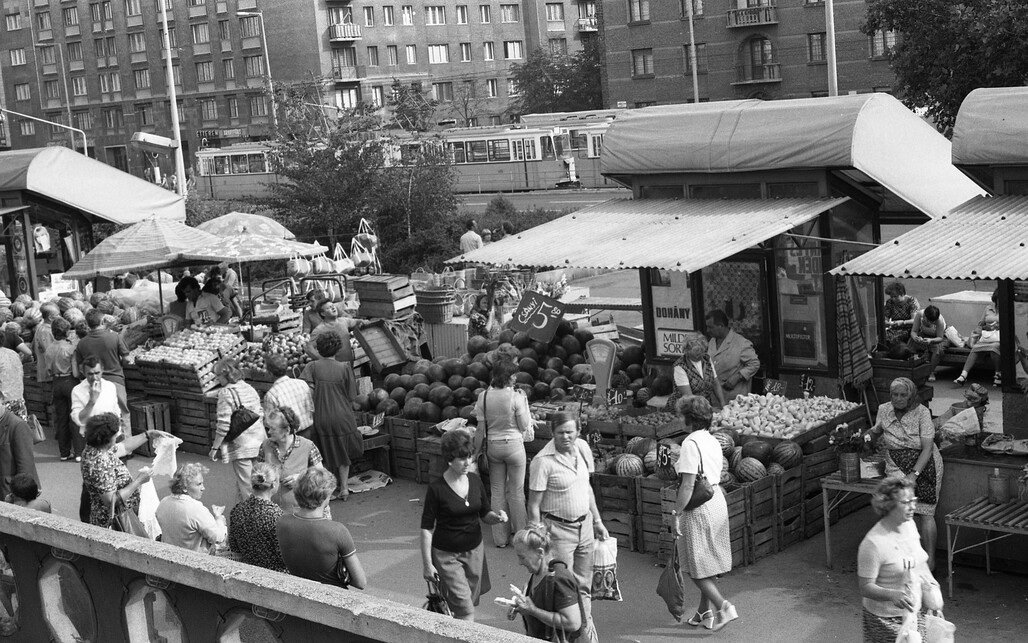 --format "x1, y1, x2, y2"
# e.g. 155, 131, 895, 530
831, 195, 1028, 280
447, 197, 849, 272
